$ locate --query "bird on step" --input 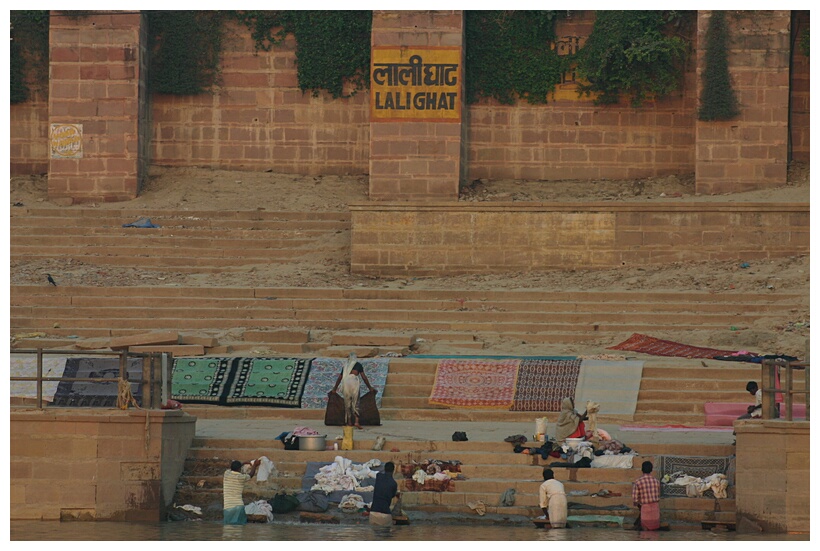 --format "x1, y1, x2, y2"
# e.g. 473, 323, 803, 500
46, 274, 58, 286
